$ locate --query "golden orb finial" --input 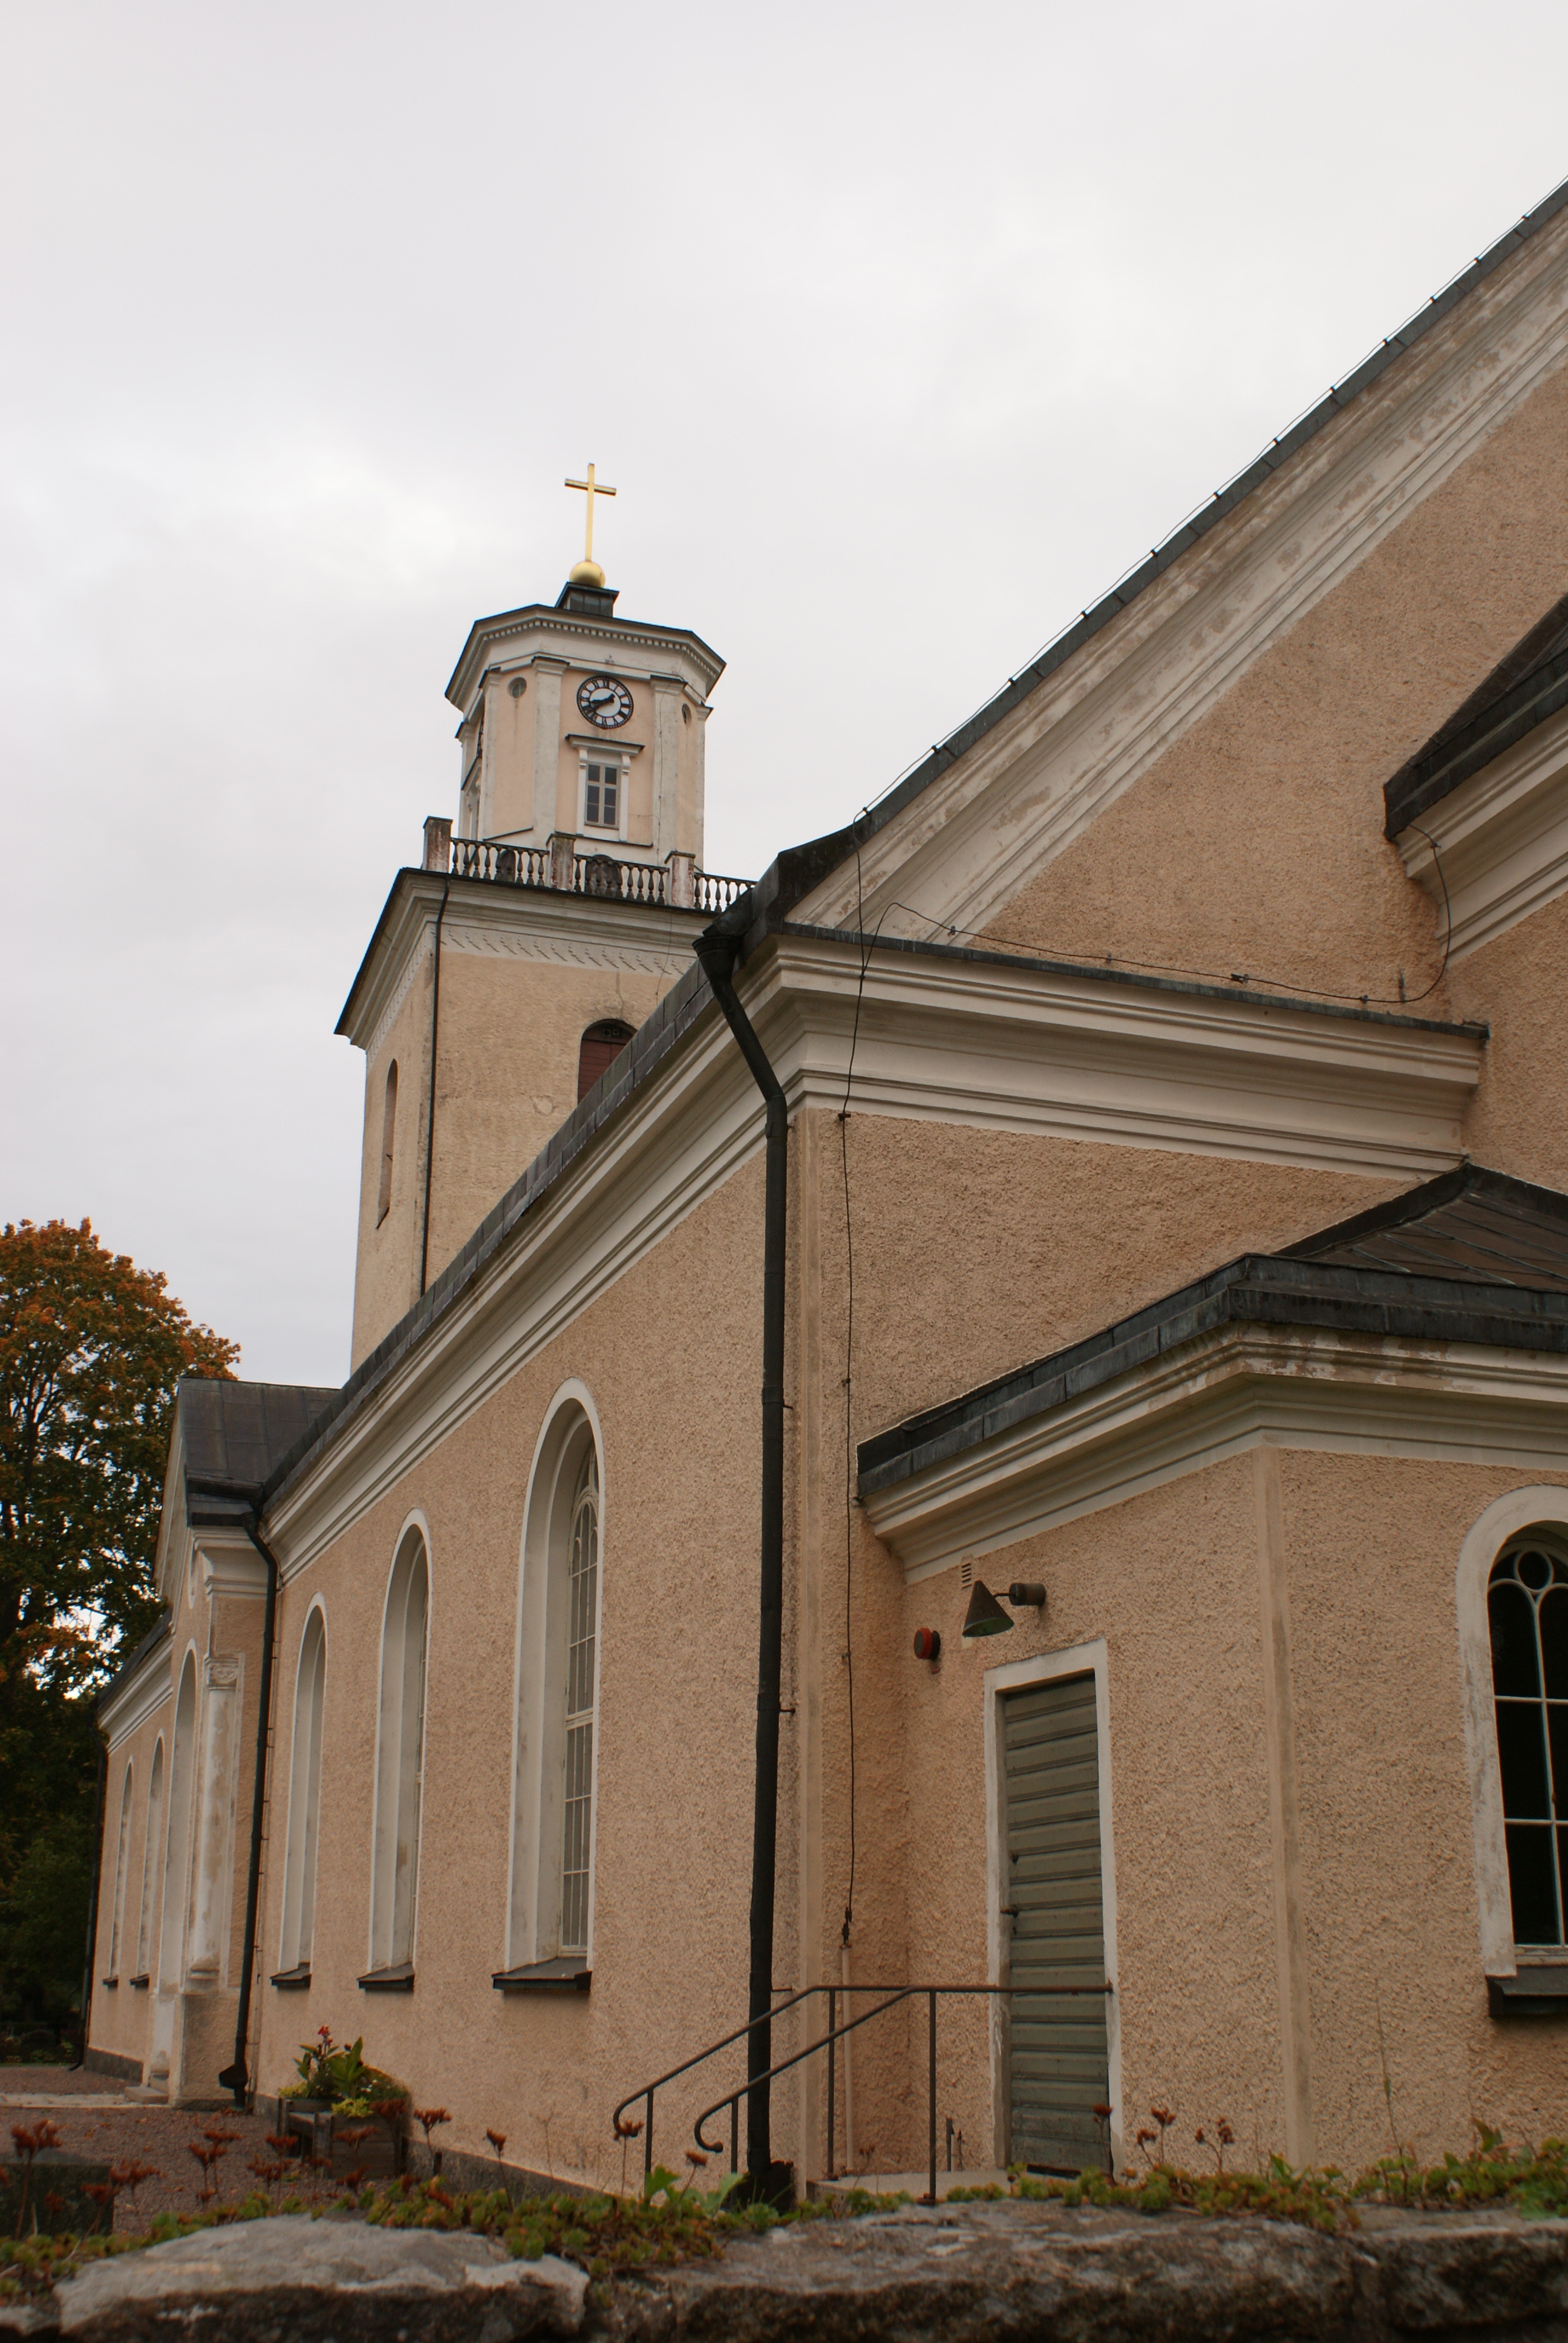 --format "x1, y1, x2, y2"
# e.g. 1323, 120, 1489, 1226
568, 557, 606, 589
